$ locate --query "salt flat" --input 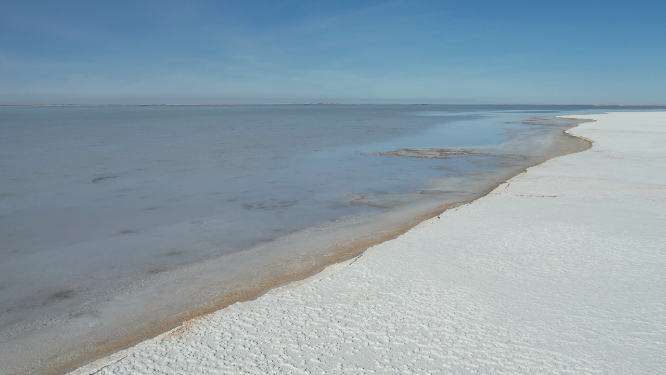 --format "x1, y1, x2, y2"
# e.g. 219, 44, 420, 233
73, 112, 666, 375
